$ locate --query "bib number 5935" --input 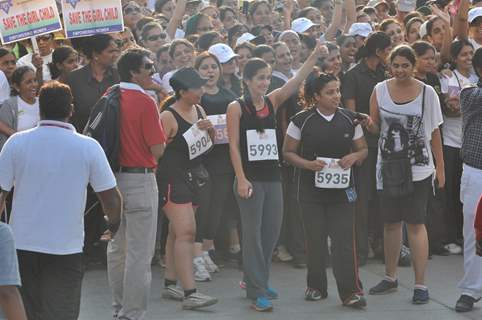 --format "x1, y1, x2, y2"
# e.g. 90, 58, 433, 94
183, 124, 213, 160
314, 157, 350, 189
246, 129, 279, 161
